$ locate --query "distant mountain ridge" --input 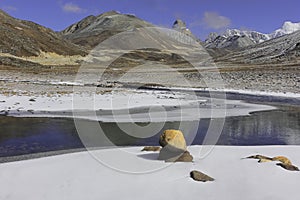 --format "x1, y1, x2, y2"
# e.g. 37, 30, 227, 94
213, 30, 300, 64
205, 21, 300, 49
0, 8, 299, 67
